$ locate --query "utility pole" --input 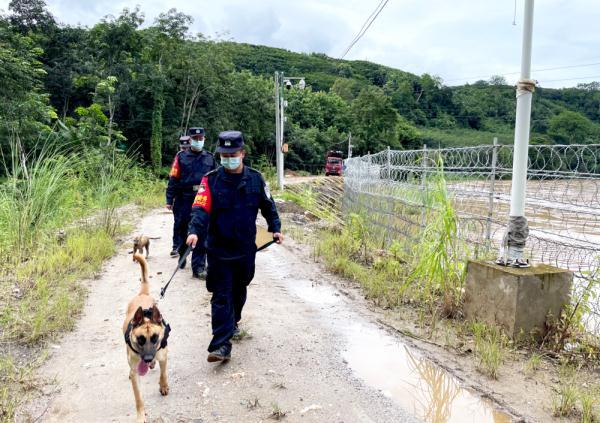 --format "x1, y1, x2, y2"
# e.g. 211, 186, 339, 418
347, 132, 353, 159
274, 72, 284, 189
499, 0, 535, 267
274, 73, 306, 190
